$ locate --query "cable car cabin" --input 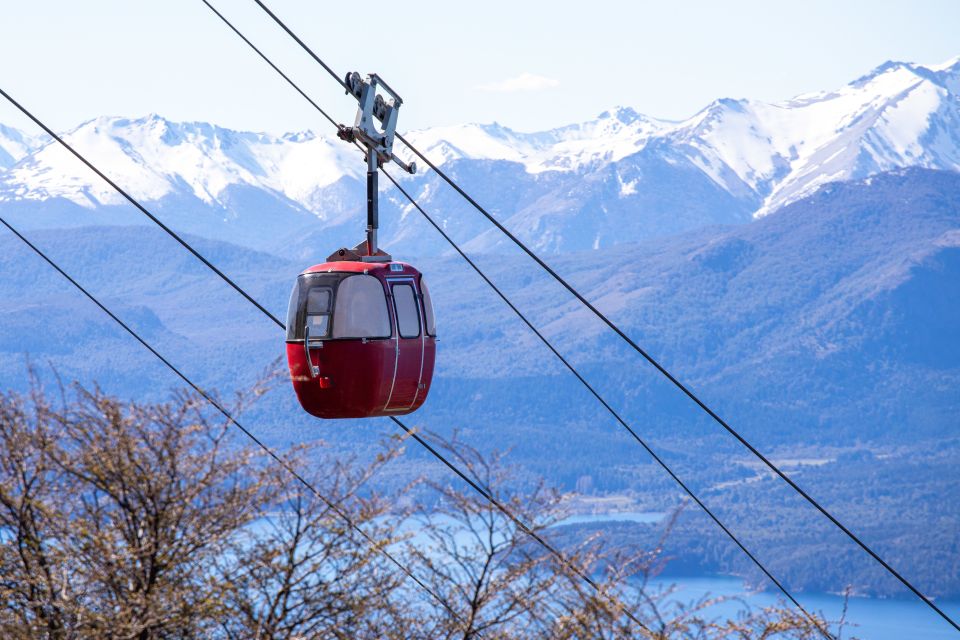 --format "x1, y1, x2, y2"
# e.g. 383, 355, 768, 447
285, 257, 437, 419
